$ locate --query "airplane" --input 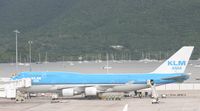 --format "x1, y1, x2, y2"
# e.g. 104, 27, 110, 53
11, 46, 194, 99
